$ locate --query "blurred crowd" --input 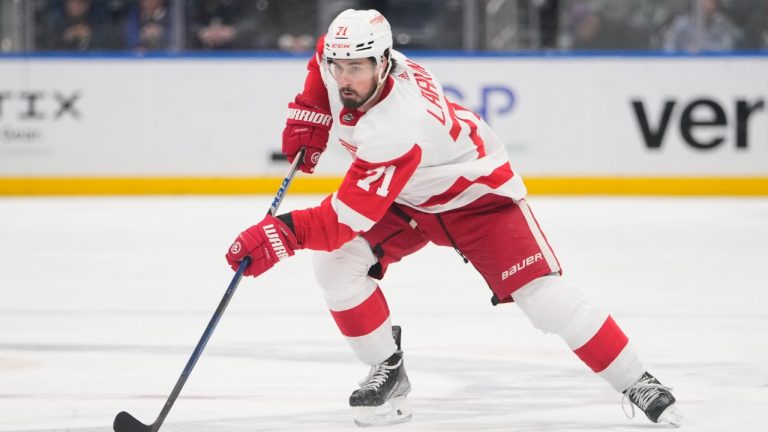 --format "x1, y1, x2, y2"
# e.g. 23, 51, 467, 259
8, 0, 768, 53
562, 0, 766, 51
32, 0, 318, 52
